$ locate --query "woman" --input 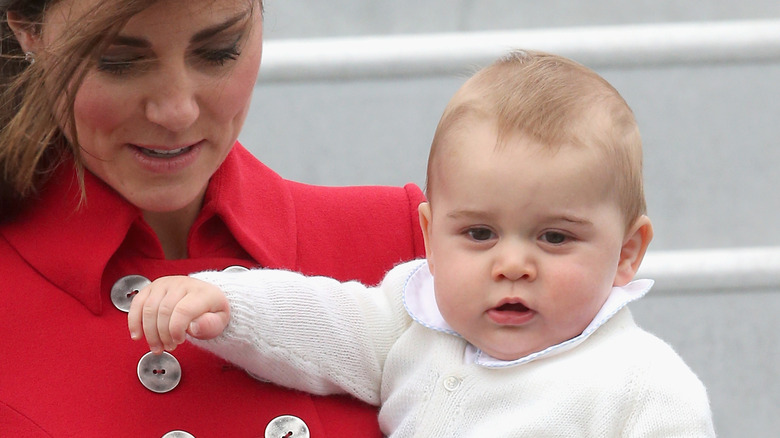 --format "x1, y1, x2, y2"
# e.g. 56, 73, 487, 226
0, 0, 424, 436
